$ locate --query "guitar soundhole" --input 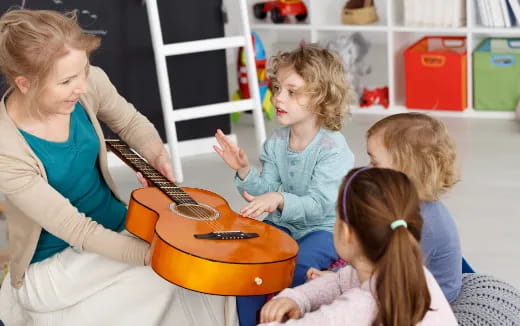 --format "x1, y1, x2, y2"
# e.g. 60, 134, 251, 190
169, 203, 220, 221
